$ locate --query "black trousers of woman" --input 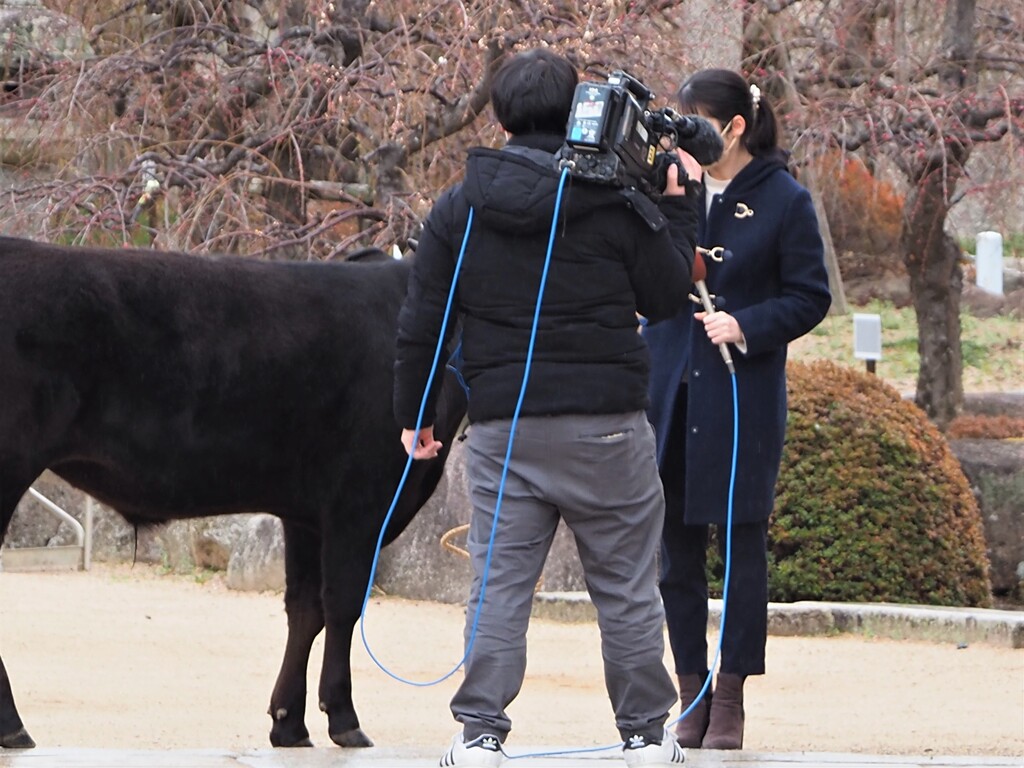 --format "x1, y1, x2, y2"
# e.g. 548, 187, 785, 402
658, 384, 768, 677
